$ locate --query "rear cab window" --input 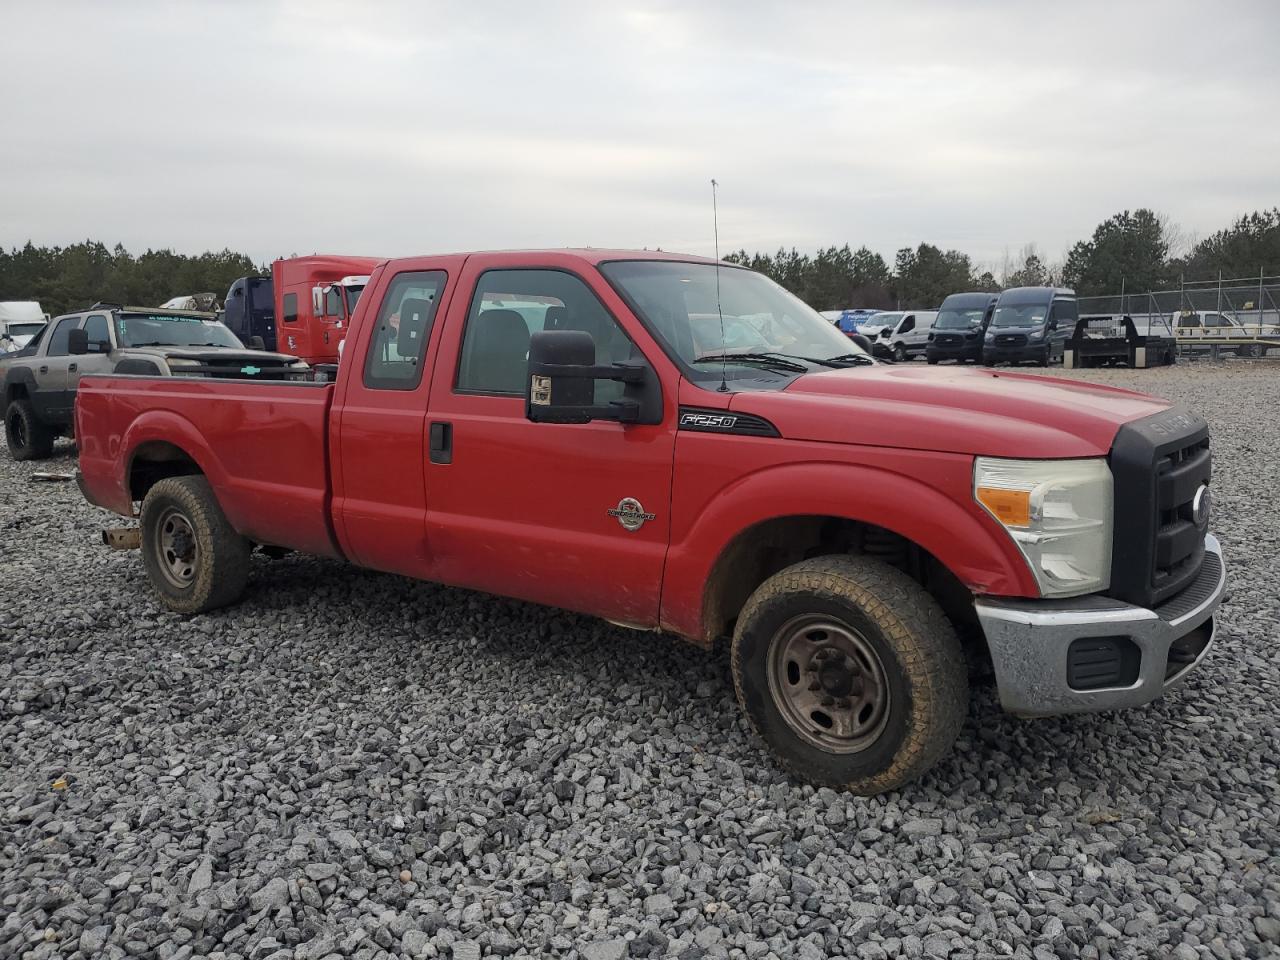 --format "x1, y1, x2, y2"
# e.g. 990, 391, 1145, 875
362, 271, 447, 390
